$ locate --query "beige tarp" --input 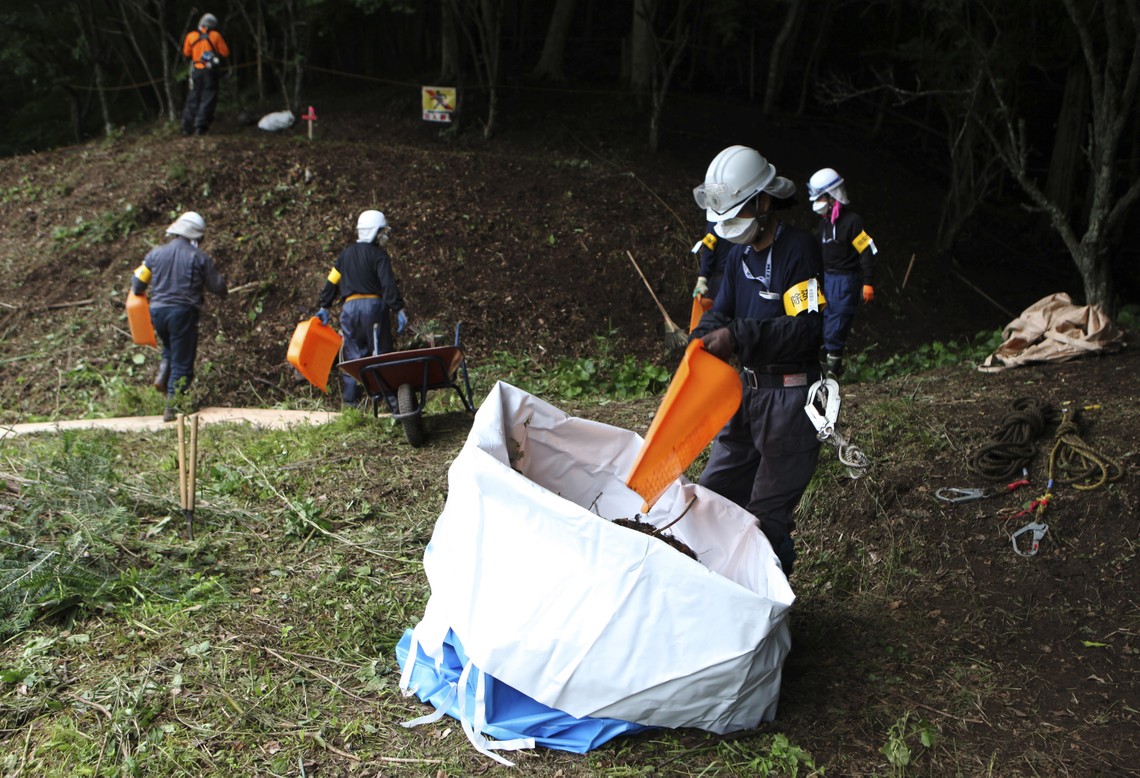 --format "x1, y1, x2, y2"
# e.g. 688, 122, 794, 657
979, 293, 1125, 372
